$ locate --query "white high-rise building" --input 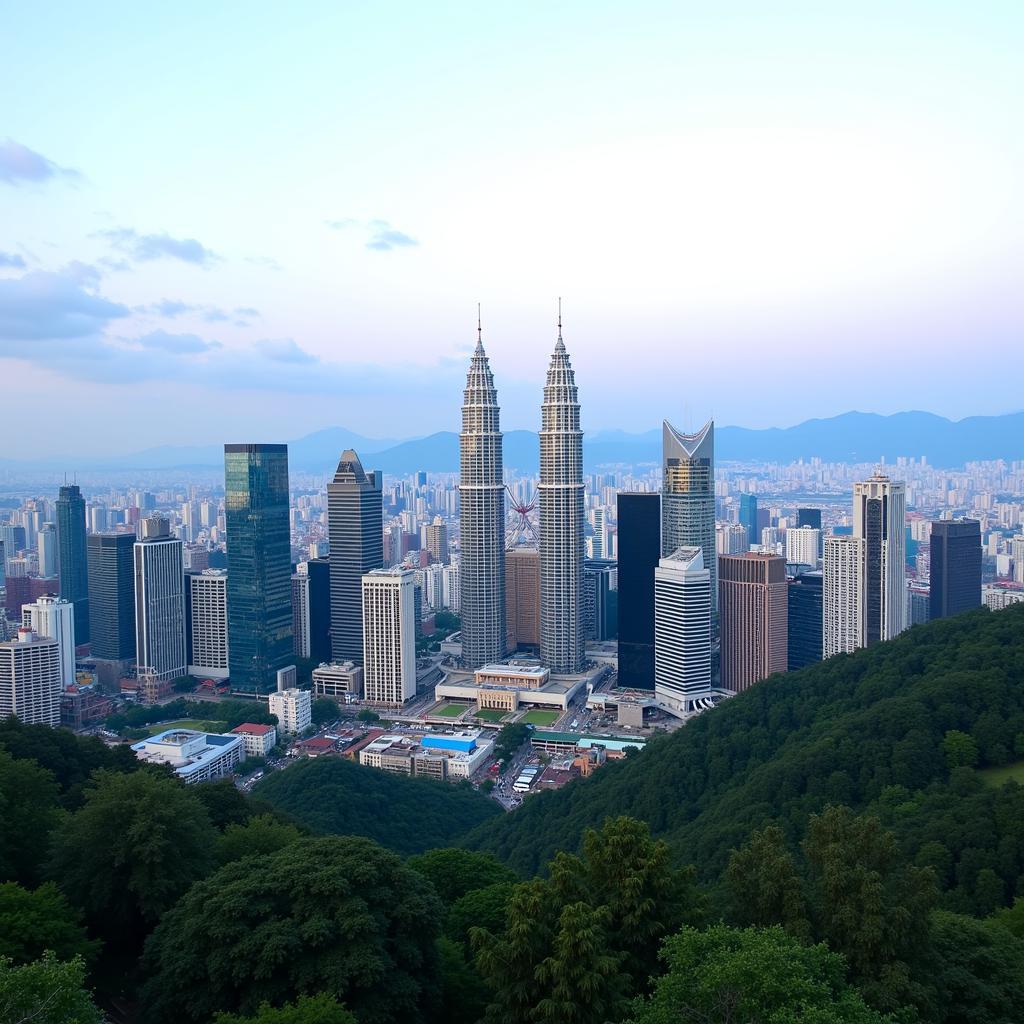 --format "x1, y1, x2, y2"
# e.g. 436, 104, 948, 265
459, 320, 506, 667
134, 517, 186, 683
362, 567, 417, 706
442, 562, 460, 612
853, 474, 907, 643
654, 547, 712, 715
588, 508, 610, 560
786, 526, 821, 568
0, 627, 62, 726
268, 676, 312, 735
291, 570, 311, 659
824, 536, 866, 657
21, 594, 76, 689
539, 314, 586, 674
37, 523, 58, 578
717, 523, 748, 555
1012, 536, 1024, 584
187, 569, 228, 679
